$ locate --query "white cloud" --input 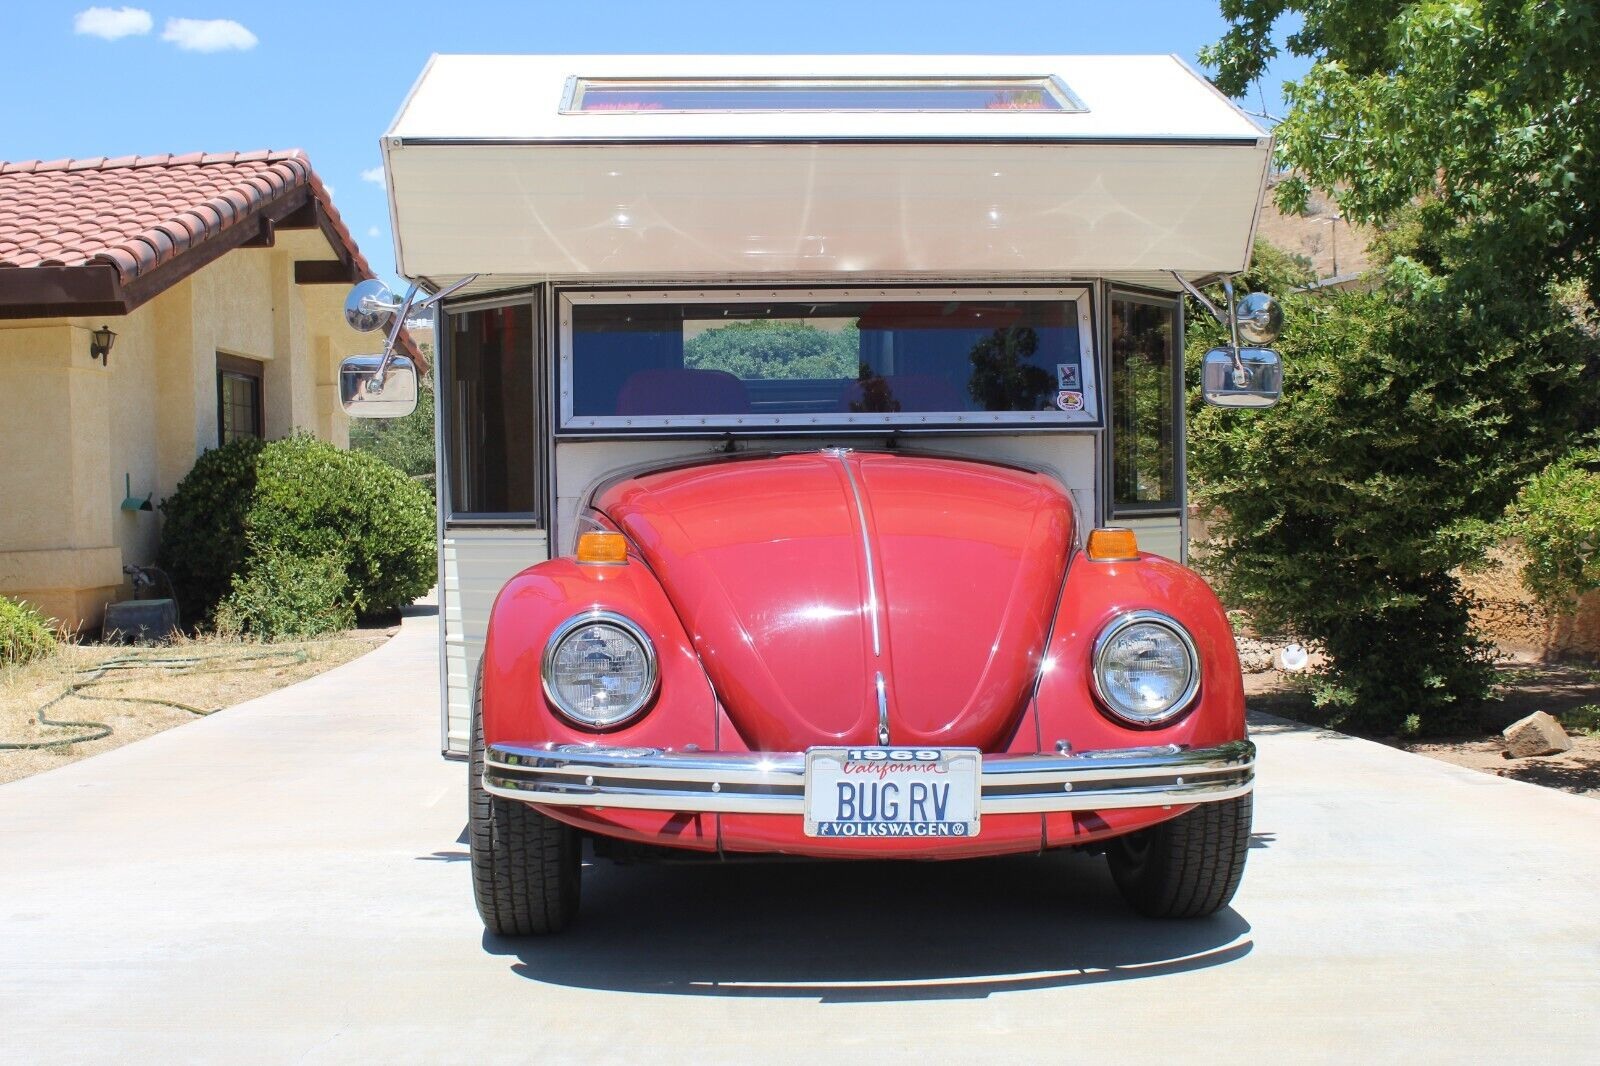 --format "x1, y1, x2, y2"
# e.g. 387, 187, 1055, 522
323, 184, 336, 197
161, 17, 257, 52
74, 7, 153, 40
360, 167, 385, 186
367, 226, 381, 238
